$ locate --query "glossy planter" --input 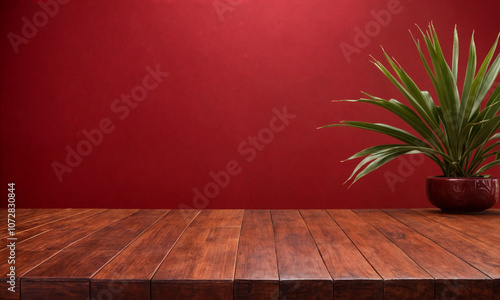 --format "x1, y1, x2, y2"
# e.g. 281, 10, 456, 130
426, 176, 499, 213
